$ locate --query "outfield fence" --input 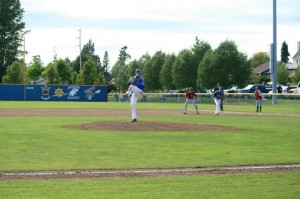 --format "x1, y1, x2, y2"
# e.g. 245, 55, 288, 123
108, 92, 300, 107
